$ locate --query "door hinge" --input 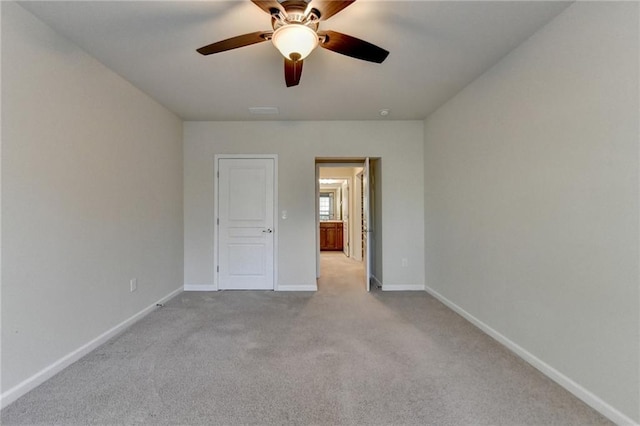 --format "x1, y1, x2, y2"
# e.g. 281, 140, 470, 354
217, 171, 219, 178
217, 266, 219, 273
217, 218, 219, 225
